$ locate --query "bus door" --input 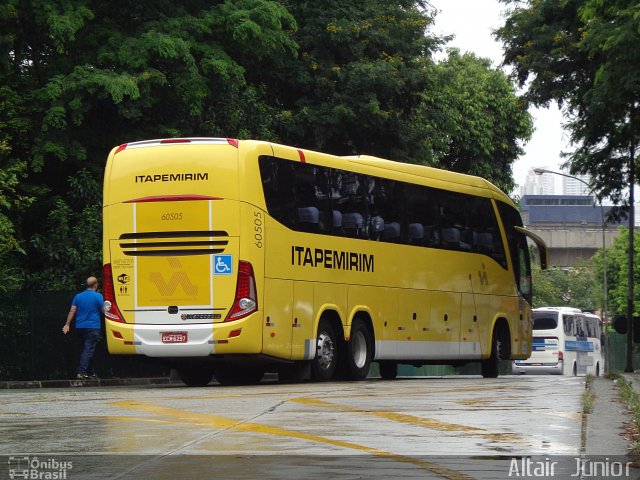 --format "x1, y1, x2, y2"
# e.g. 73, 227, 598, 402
430, 291, 461, 359
460, 292, 480, 357
571, 315, 593, 375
